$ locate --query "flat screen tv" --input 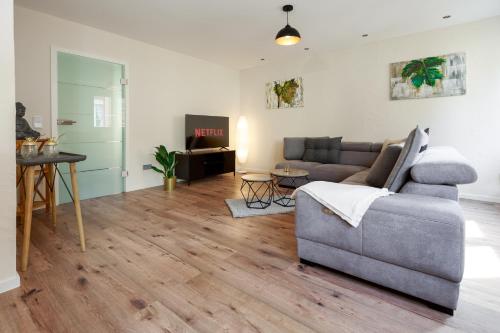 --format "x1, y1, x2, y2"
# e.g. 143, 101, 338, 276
185, 114, 229, 150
